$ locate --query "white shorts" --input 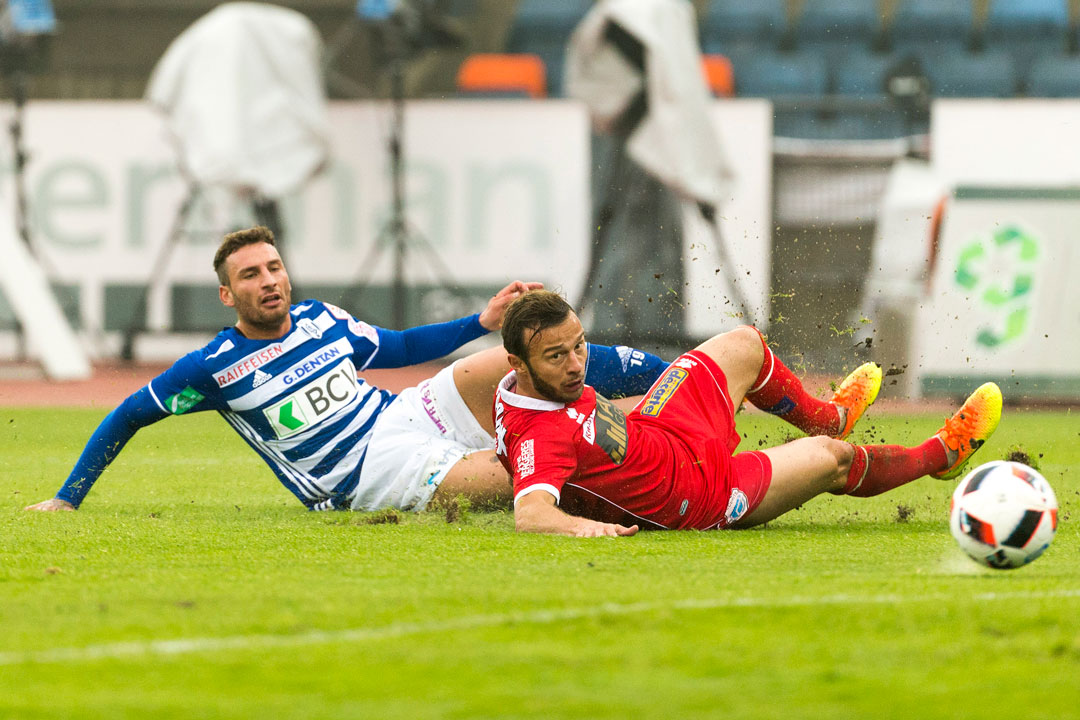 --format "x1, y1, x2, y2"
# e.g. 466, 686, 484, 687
350, 362, 496, 512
